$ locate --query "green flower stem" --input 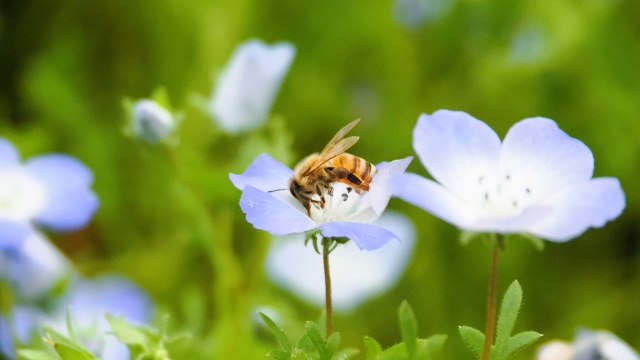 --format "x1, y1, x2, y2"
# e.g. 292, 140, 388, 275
481, 240, 500, 360
322, 237, 333, 337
